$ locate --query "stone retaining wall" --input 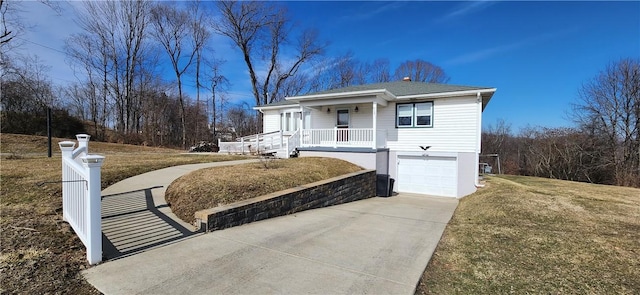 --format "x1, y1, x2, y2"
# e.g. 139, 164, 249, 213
195, 170, 376, 232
